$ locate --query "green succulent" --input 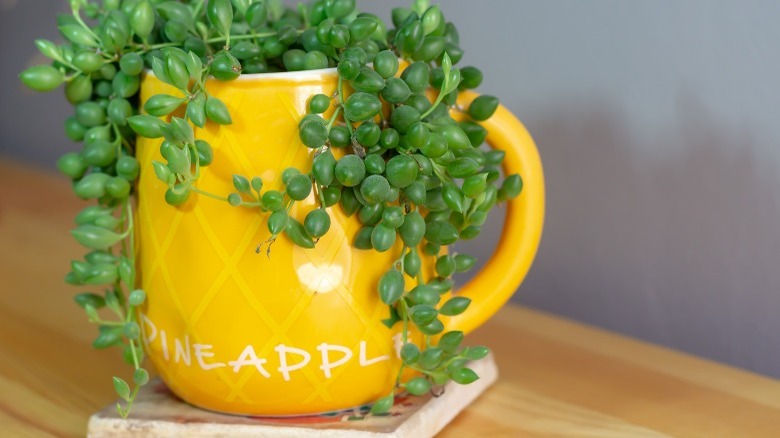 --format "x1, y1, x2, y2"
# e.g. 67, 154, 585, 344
21, 0, 523, 418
